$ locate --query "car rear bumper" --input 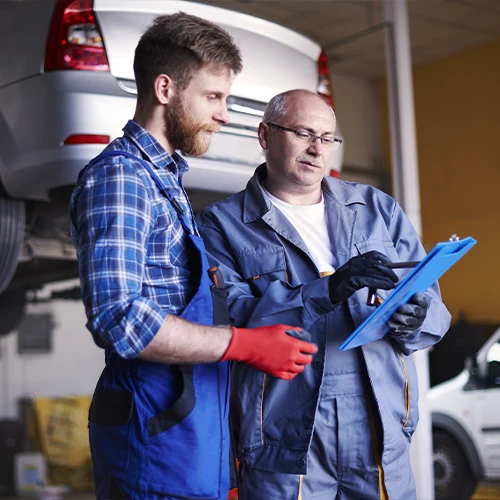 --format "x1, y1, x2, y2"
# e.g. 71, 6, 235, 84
0, 71, 262, 201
